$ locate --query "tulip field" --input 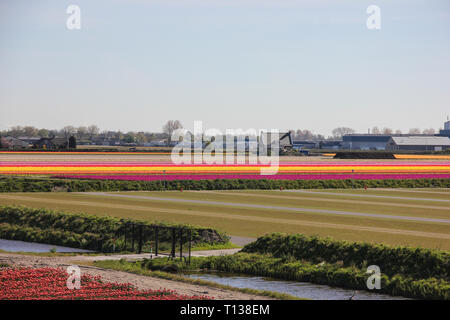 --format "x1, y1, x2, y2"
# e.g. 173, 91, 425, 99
0, 152, 449, 181
0, 267, 211, 300
0, 152, 449, 250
